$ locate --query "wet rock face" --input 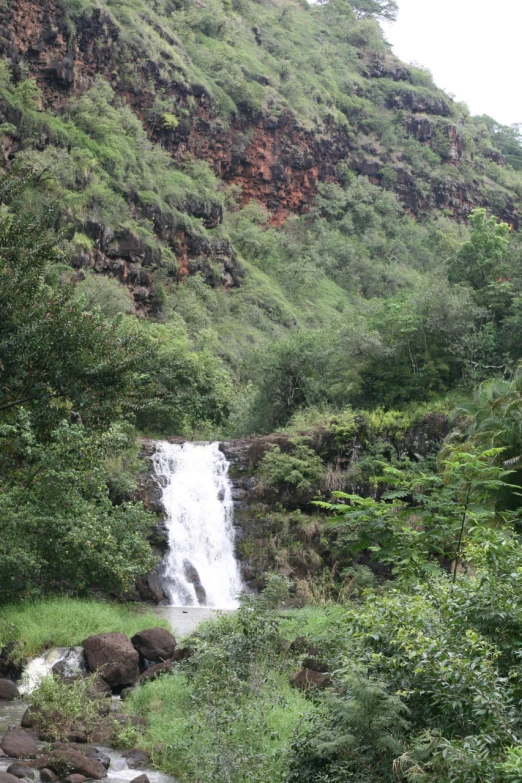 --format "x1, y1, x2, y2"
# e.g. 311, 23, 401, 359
123, 751, 151, 771
135, 569, 167, 605
82, 633, 139, 688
